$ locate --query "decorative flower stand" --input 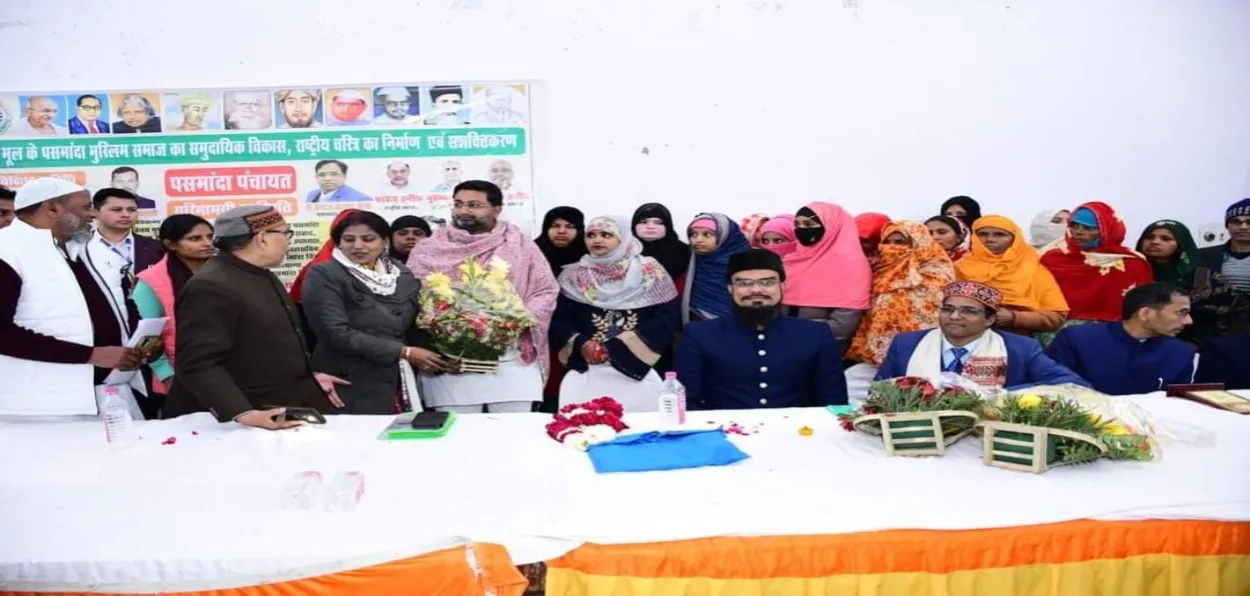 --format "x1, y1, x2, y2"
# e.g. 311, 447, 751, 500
978, 421, 1107, 473
852, 410, 979, 457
